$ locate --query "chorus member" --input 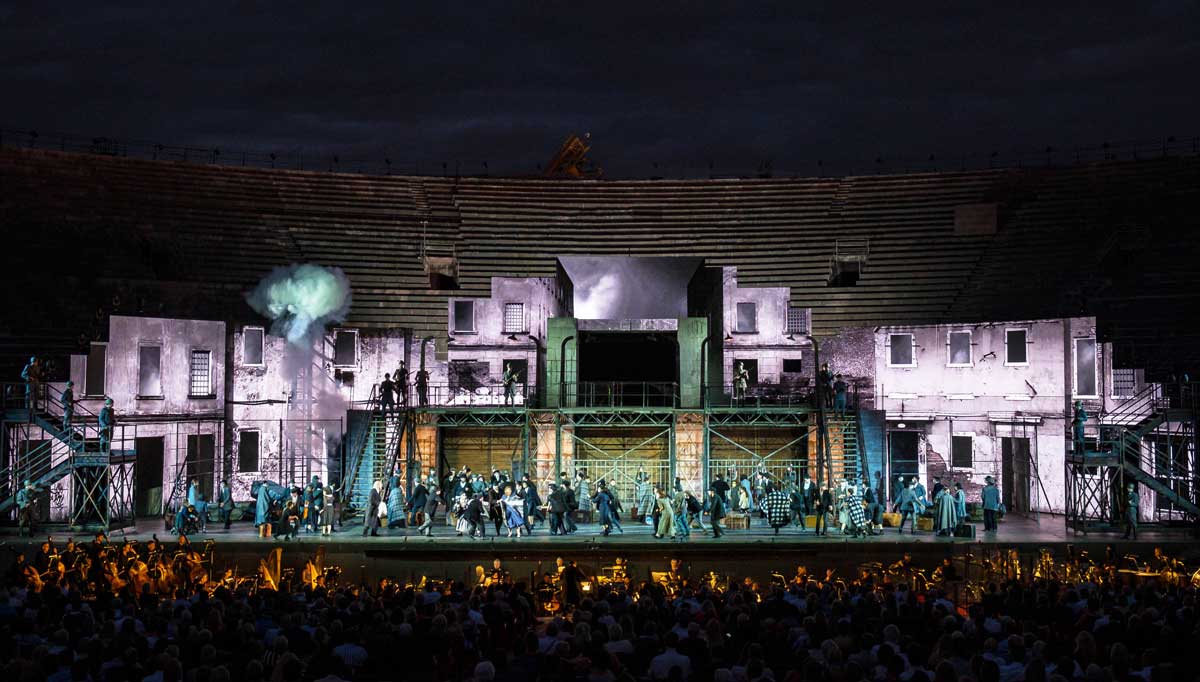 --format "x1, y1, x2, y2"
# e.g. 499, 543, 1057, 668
386, 476, 406, 529
218, 479, 234, 530
654, 487, 676, 540
1122, 483, 1139, 540
636, 469, 655, 523
981, 477, 1001, 532
896, 478, 922, 535
762, 484, 791, 535
319, 484, 336, 535
592, 482, 620, 536
815, 486, 833, 536
362, 480, 383, 537
547, 483, 569, 535
707, 487, 726, 538
502, 485, 526, 538
417, 485, 444, 536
